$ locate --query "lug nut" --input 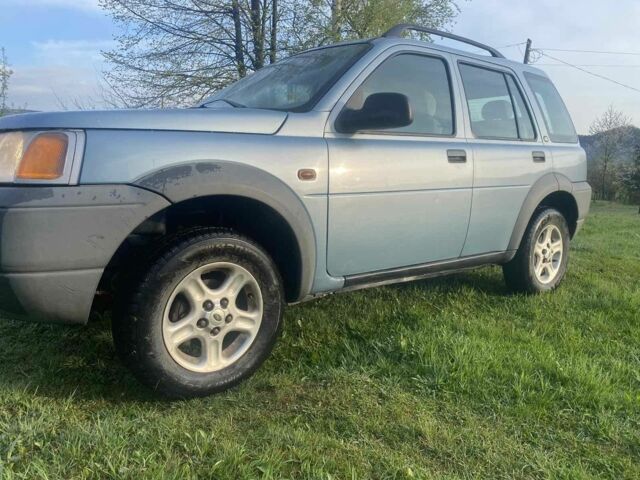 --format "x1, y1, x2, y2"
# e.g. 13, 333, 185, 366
203, 300, 214, 311
197, 318, 209, 328
225, 314, 233, 324
220, 298, 229, 308
211, 327, 221, 336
